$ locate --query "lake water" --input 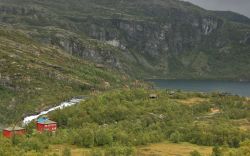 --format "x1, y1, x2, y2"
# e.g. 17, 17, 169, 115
148, 79, 250, 97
